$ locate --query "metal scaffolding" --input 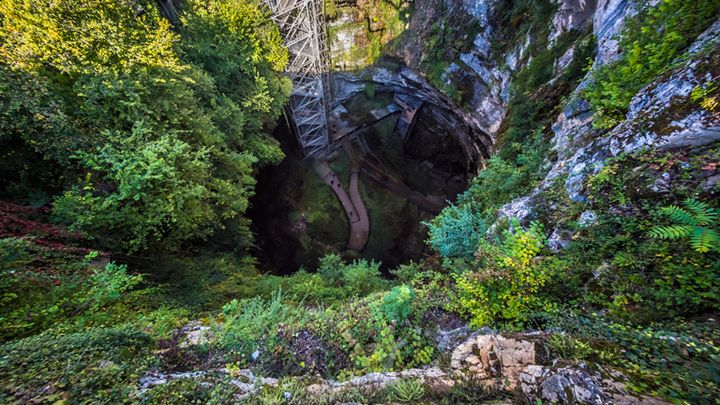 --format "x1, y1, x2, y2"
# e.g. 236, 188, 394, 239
264, 0, 332, 158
